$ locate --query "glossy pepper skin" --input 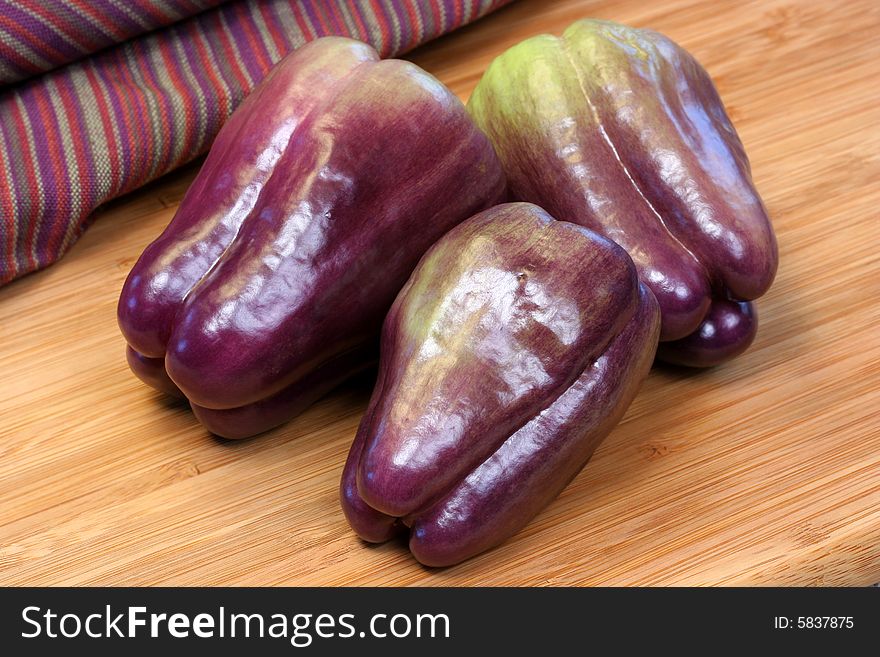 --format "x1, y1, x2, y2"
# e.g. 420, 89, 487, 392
467, 19, 777, 367
341, 203, 660, 566
117, 37, 506, 438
